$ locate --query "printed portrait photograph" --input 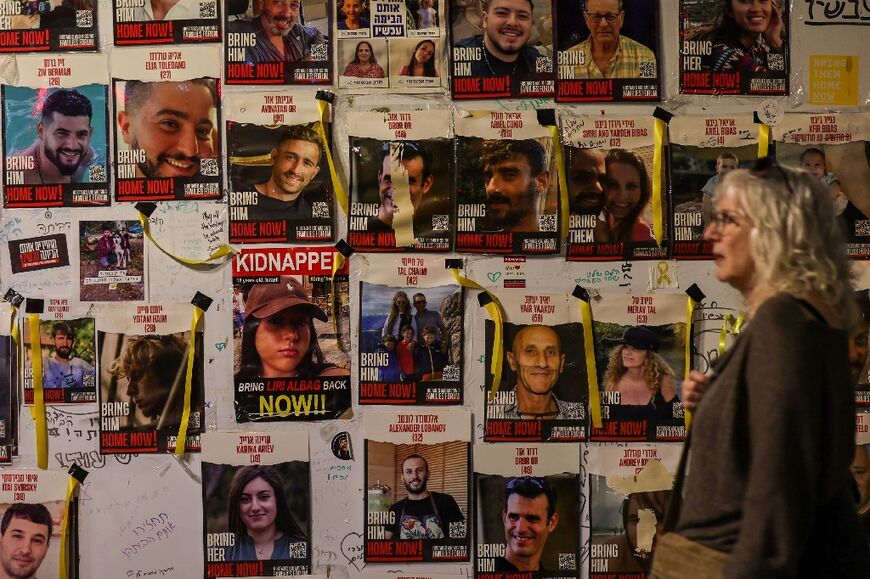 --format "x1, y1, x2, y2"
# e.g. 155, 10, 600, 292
23, 318, 96, 403
79, 220, 145, 302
